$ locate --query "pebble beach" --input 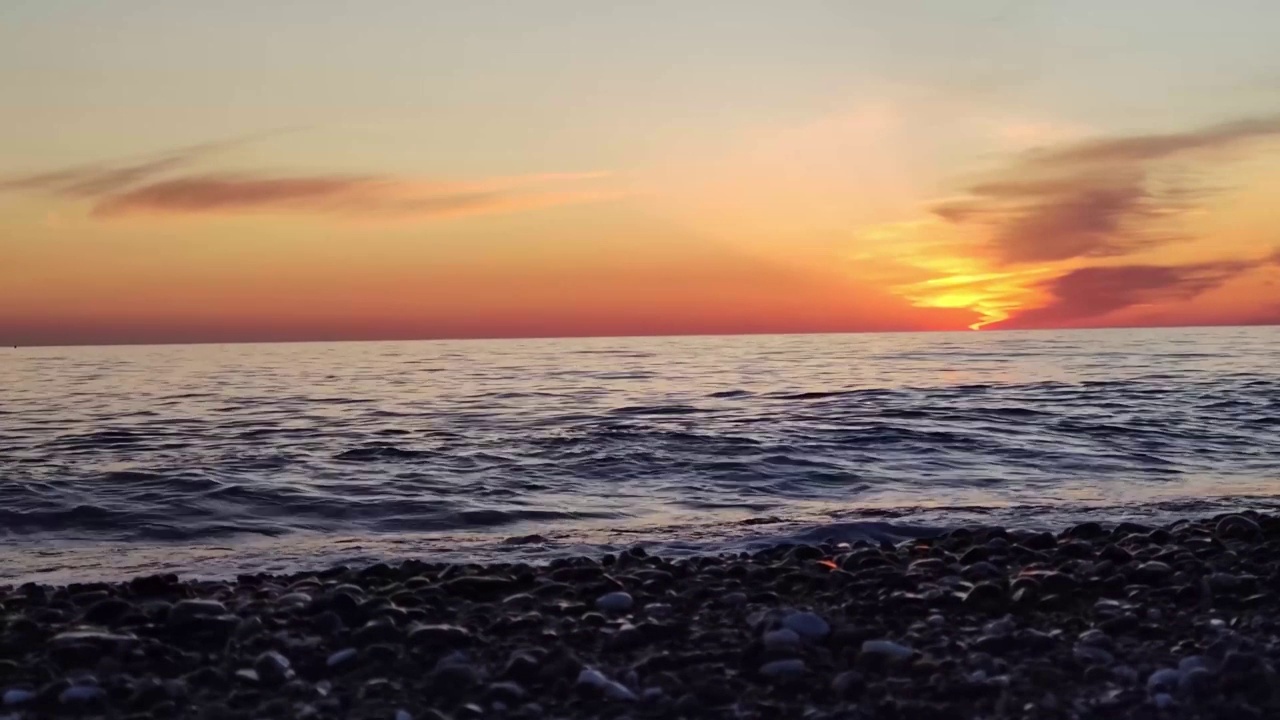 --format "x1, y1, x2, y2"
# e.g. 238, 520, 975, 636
4, 512, 1280, 719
